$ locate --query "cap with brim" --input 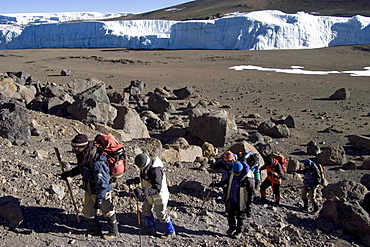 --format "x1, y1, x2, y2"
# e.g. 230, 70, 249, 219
71, 134, 89, 147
